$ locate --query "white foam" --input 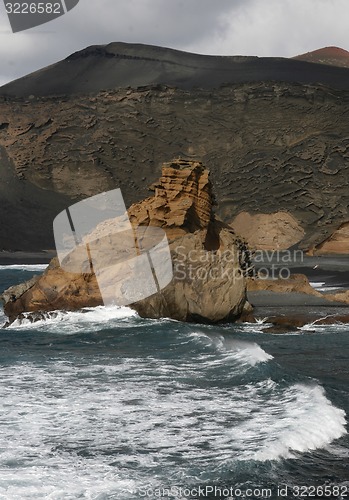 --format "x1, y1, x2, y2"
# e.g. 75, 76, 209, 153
189, 331, 273, 366
255, 317, 269, 324
220, 338, 273, 366
0, 264, 47, 272
8, 305, 138, 332
0, 308, 6, 327
299, 315, 349, 332
310, 281, 326, 289
309, 281, 342, 293
253, 383, 347, 461
0, 353, 346, 497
